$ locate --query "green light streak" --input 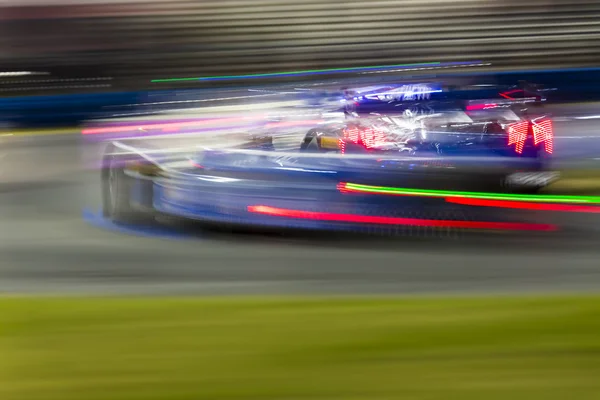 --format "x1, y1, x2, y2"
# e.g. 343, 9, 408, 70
343, 183, 600, 204
150, 62, 441, 83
